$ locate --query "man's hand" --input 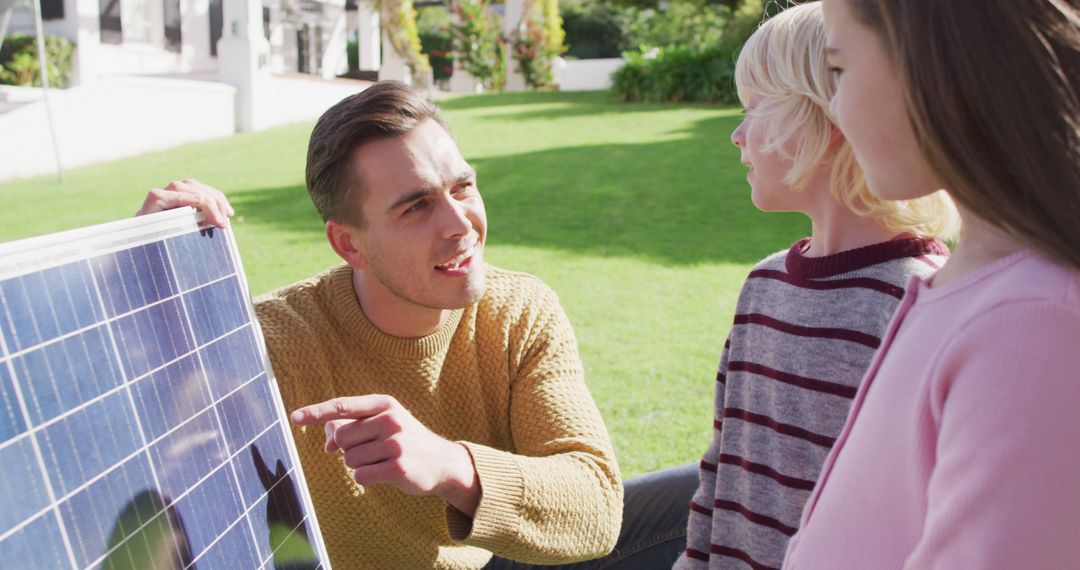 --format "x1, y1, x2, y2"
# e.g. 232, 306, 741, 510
136, 178, 234, 228
291, 395, 481, 517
